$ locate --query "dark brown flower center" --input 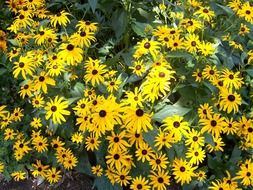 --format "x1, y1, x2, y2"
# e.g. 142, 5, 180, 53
141, 150, 147, 155
158, 177, 164, 183
137, 184, 142, 189
67, 44, 74, 51
99, 110, 106, 117
211, 120, 217, 127
136, 109, 144, 117
164, 37, 169, 42
173, 121, 180, 128
135, 65, 141, 70
51, 106, 57, 112
39, 31, 44, 35
228, 95, 235, 102
193, 136, 198, 141
19, 14, 25, 19
80, 31, 86, 37
113, 154, 120, 160
39, 76, 45, 82
19, 62, 25, 68
113, 137, 119, 143
203, 9, 209, 13
24, 84, 29, 89
156, 159, 161, 164
144, 42, 151, 49
180, 166, 186, 172
159, 72, 165, 78
191, 41, 196, 46
92, 70, 98, 75
209, 70, 215, 75
228, 74, 234, 79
